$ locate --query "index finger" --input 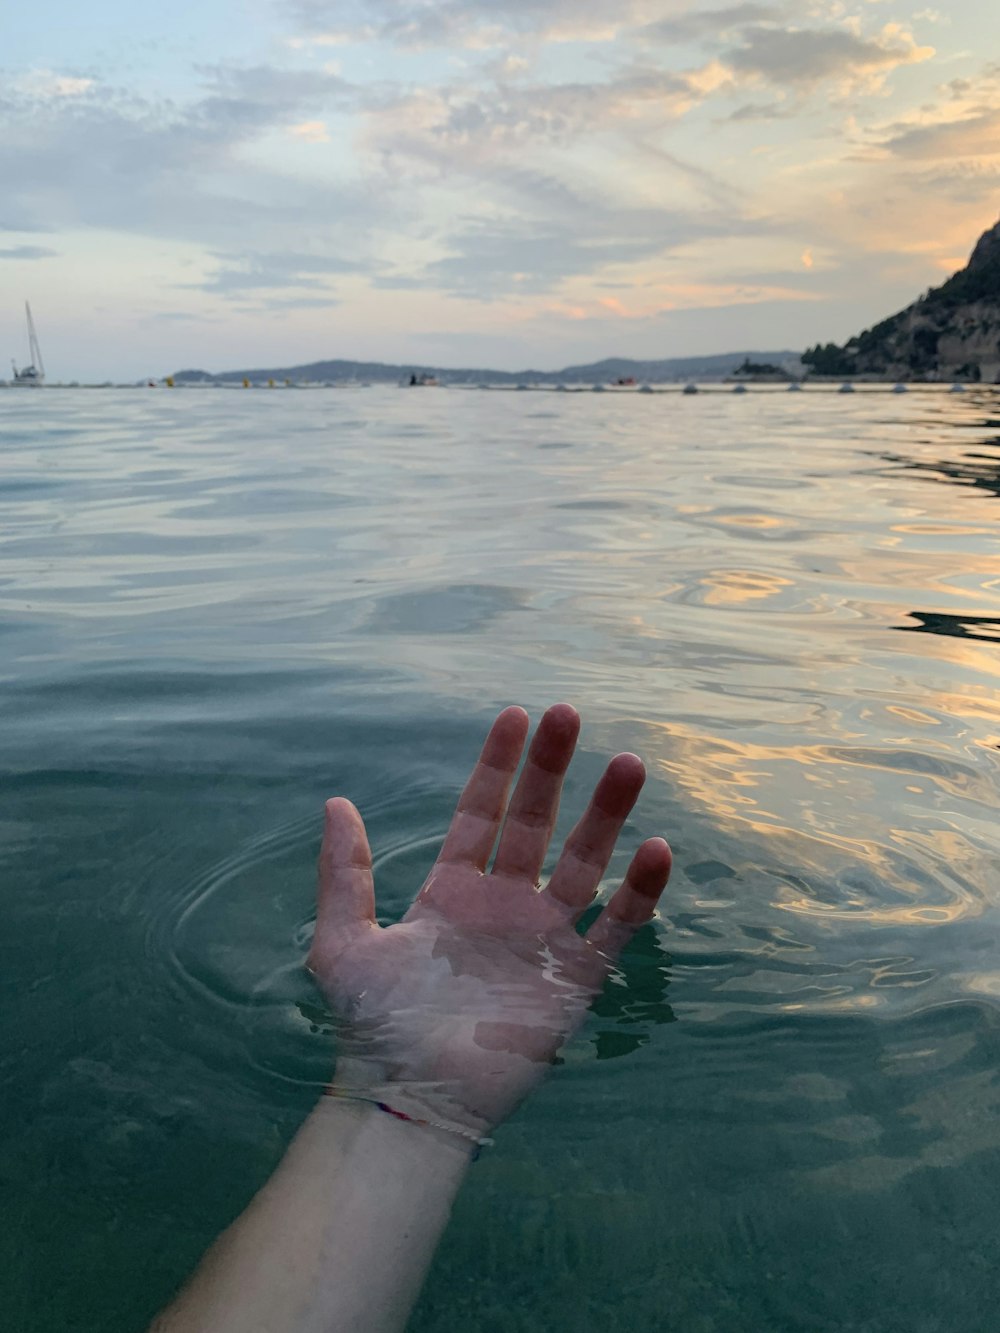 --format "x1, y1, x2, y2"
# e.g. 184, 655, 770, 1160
435, 706, 531, 870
